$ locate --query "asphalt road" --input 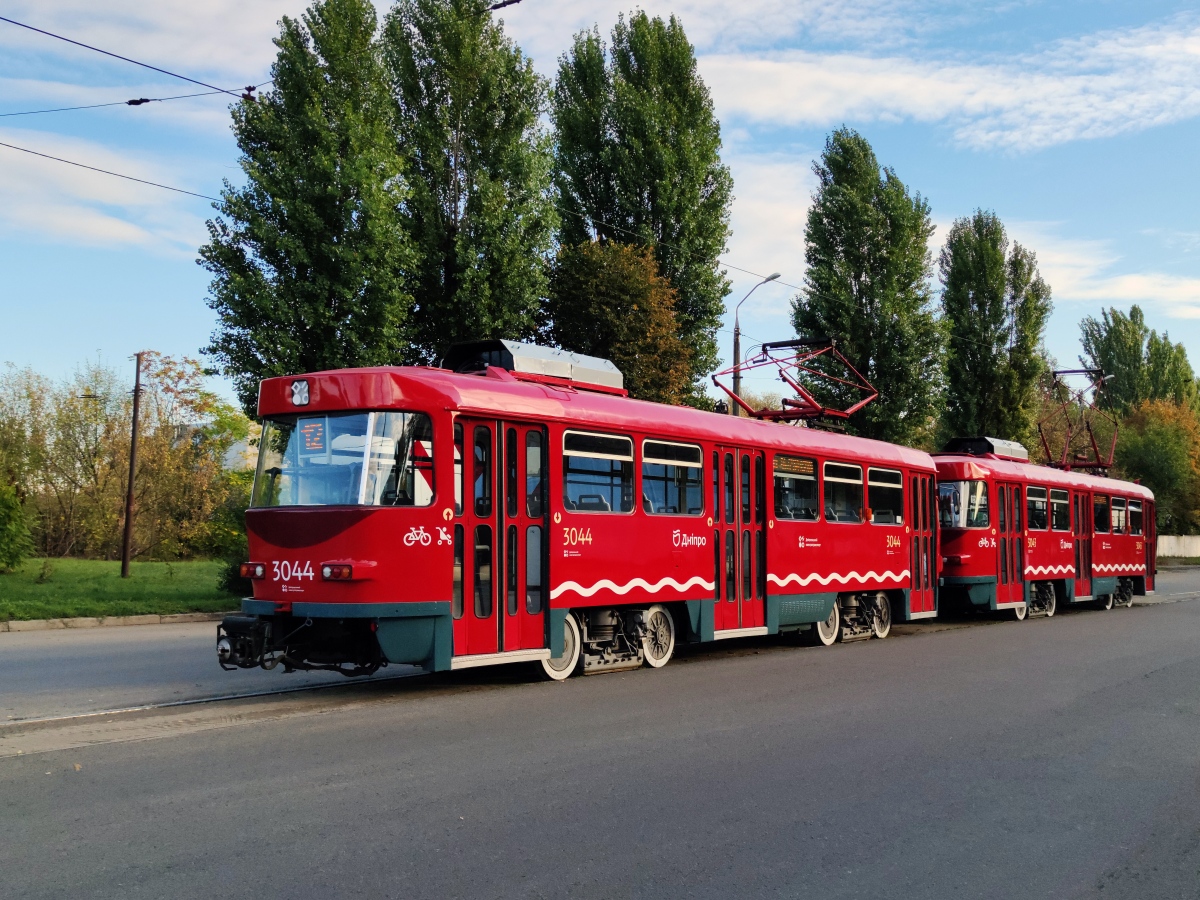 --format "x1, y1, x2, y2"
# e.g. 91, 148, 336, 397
3, 572, 1200, 898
